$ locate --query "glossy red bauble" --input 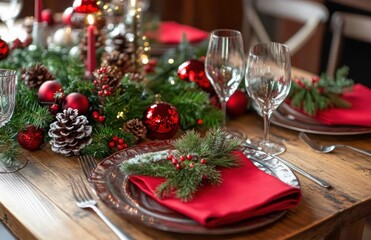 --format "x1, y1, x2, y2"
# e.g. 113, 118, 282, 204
177, 59, 215, 94
63, 92, 90, 116
17, 125, 45, 151
227, 89, 249, 117
143, 102, 180, 139
62, 7, 74, 25
0, 38, 9, 60
73, 0, 99, 14
41, 9, 54, 25
38, 80, 63, 103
